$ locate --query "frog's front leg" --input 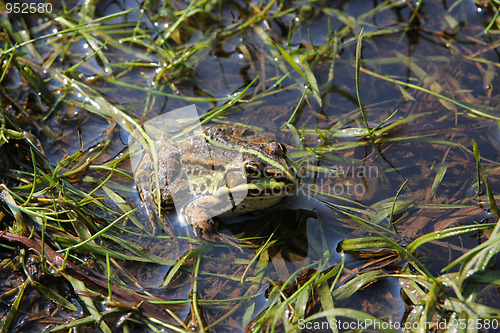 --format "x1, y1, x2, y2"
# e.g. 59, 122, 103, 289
182, 196, 241, 248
